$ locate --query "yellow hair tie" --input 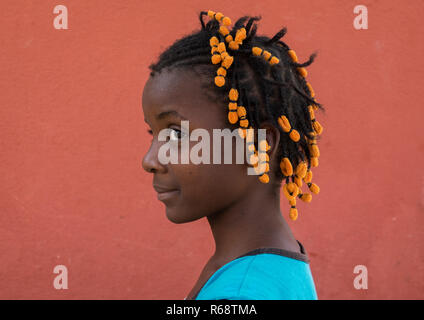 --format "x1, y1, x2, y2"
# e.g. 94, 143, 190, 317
294, 161, 307, 187
219, 26, 230, 39
237, 105, 249, 128
312, 119, 323, 135
252, 47, 262, 56
246, 129, 257, 154
309, 107, 324, 135
229, 88, 238, 100
221, 55, 234, 69
283, 182, 298, 201
262, 50, 272, 61
280, 157, 293, 177
217, 42, 226, 53
249, 153, 258, 165
219, 26, 233, 43
209, 36, 219, 47
252, 46, 280, 66
259, 174, 269, 184
239, 120, 249, 128
228, 108, 238, 124
287, 49, 298, 62
255, 139, 270, 184
289, 205, 298, 221
308, 140, 320, 158
295, 161, 307, 178
222, 16, 231, 26
229, 41, 239, 50
307, 182, 320, 194
228, 27, 247, 50
211, 53, 221, 64
298, 192, 312, 203
277, 115, 300, 142
259, 140, 270, 152
208, 10, 231, 26
269, 56, 280, 65
237, 106, 247, 117
303, 170, 313, 183
294, 176, 303, 188
297, 67, 307, 77
214, 75, 225, 87
235, 28, 247, 42
238, 128, 247, 139
219, 25, 229, 35
217, 66, 227, 77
